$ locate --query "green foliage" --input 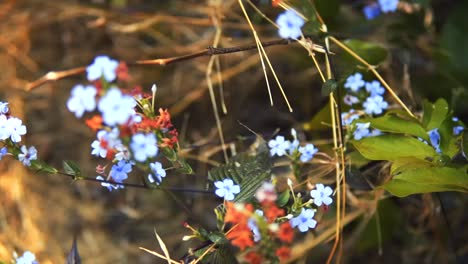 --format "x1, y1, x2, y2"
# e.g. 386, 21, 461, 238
351, 135, 436, 161
321, 79, 338, 96
30, 160, 58, 174
383, 166, 468, 197
276, 190, 290, 207
63, 160, 82, 179
208, 141, 272, 202
422, 98, 449, 130
292, 0, 321, 34
341, 39, 388, 65
359, 114, 429, 141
